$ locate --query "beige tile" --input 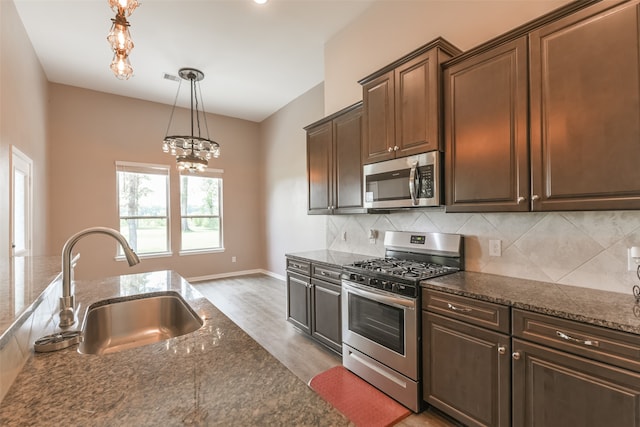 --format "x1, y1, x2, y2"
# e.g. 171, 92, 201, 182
514, 215, 603, 282
561, 210, 640, 248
